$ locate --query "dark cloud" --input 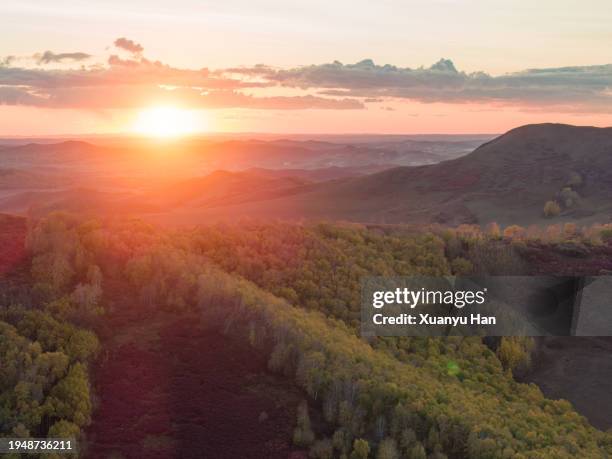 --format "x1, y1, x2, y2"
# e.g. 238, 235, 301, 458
0, 84, 362, 110
0, 86, 43, 105
35, 51, 91, 65
114, 37, 144, 54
